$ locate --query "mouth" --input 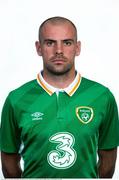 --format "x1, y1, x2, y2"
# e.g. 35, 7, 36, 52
51, 57, 67, 64
52, 59, 66, 65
